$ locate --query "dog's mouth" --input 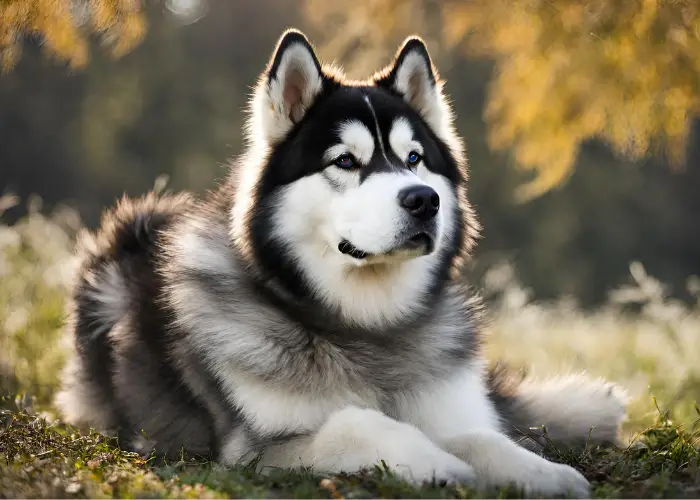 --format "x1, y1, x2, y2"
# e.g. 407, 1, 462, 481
338, 240, 371, 260
338, 232, 435, 261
